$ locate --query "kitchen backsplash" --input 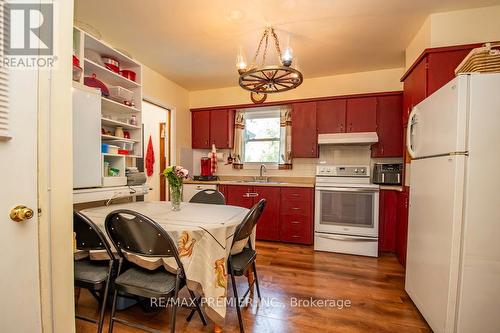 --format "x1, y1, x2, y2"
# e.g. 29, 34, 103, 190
186, 146, 402, 178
